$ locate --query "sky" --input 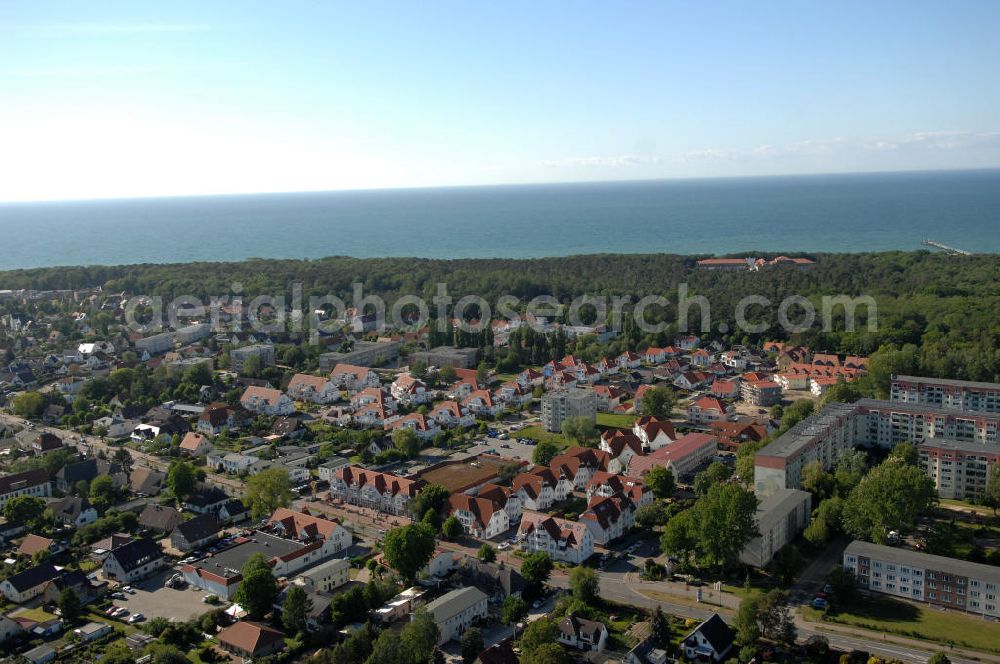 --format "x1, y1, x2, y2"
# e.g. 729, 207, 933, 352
1, 1, 1000, 202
